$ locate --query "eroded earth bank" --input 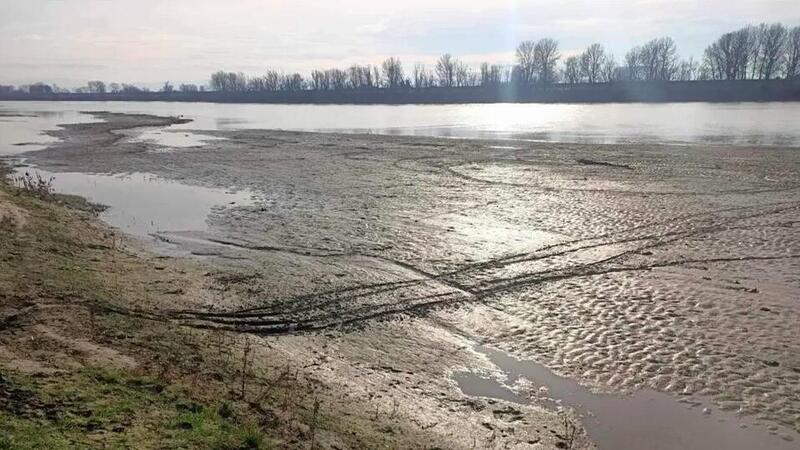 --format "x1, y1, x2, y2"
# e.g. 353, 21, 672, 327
3, 112, 800, 449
